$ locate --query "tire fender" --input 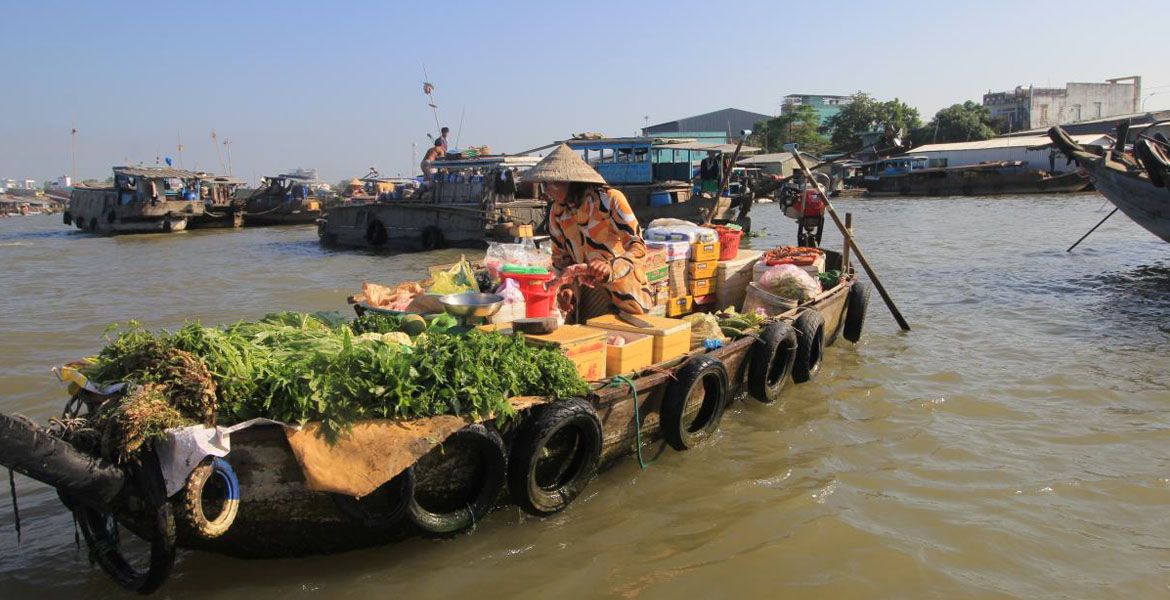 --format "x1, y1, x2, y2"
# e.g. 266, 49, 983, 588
179, 457, 240, 540
507, 398, 602, 516
333, 469, 414, 531
747, 322, 798, 404
843, 282, 871, 344
791, 309, 826, 384
406, 423, 506, 536
421, 226, 445, 251
661, 354, 729, 450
